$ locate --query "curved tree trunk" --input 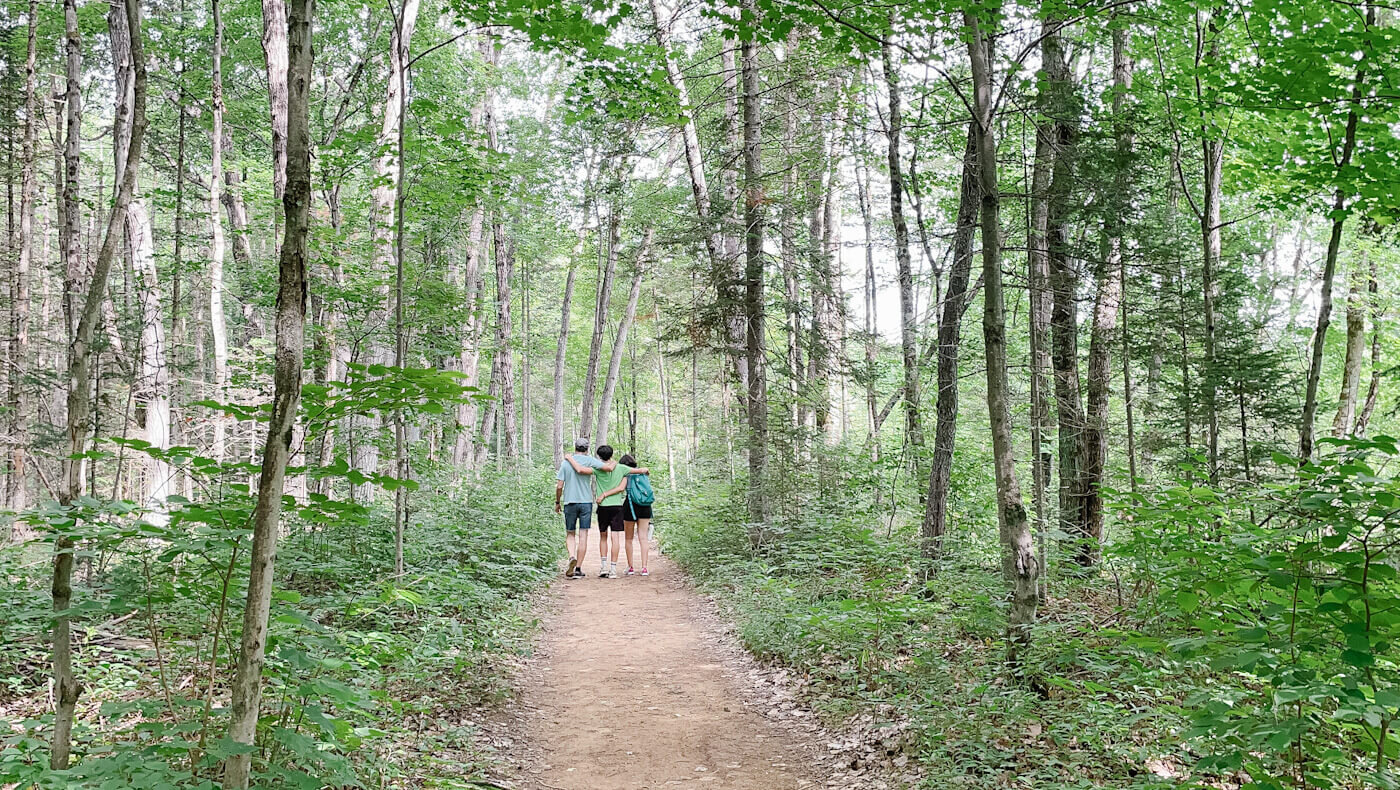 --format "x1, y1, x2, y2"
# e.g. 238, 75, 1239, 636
54, 0, 147, 767
921, 125, 978, 562
596, 231, 651, 446
220, 0, 311, 780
